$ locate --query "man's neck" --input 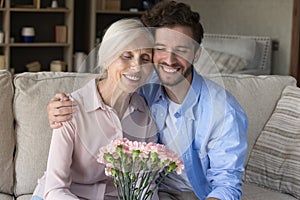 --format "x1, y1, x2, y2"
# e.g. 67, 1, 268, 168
164, 73, 193, 104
